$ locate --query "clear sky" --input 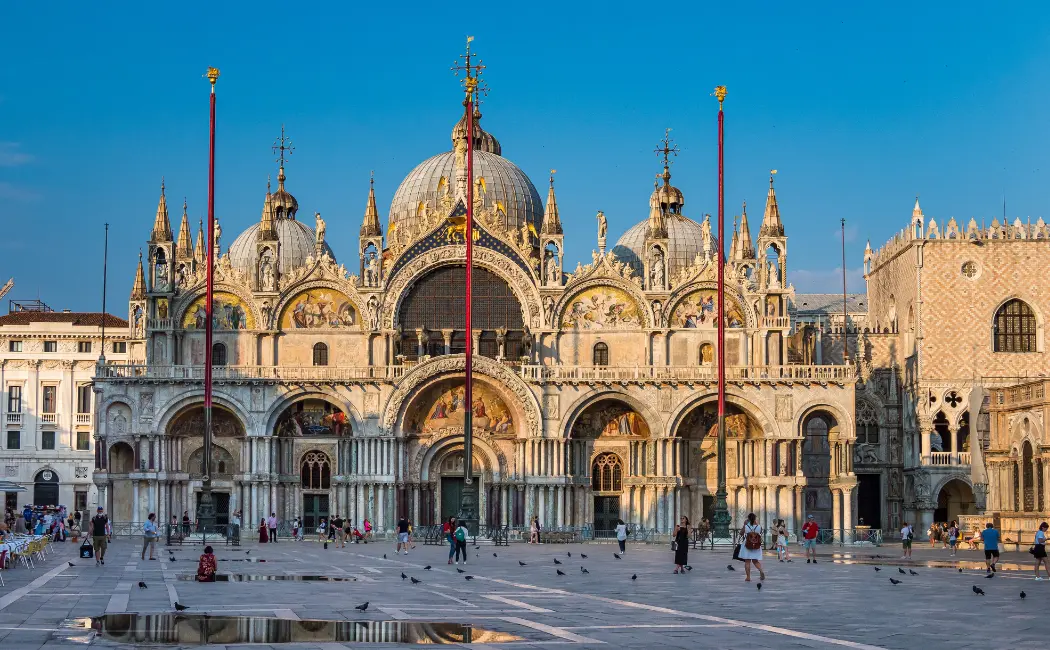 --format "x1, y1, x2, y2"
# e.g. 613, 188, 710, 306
2, 2, 1048, 312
